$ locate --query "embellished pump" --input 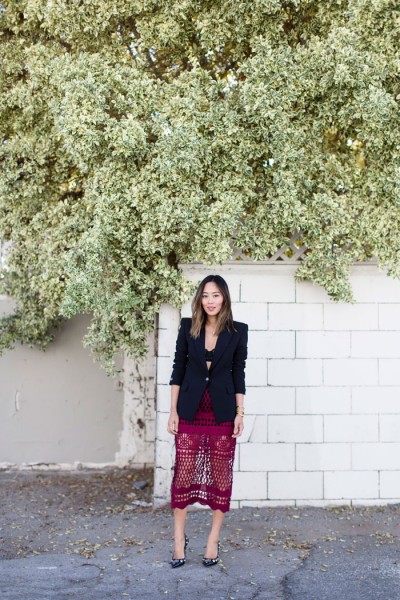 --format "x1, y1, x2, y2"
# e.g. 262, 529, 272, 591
170, 534, 189, 568
202, 540, 220, 567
